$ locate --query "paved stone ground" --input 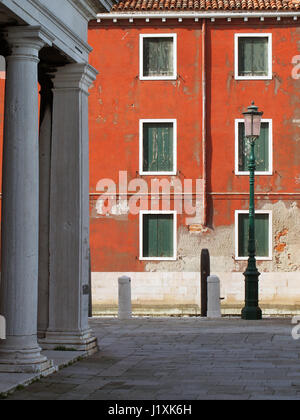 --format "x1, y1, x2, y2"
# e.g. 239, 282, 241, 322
3, 317, 300, 400
0, 350, 88, 395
